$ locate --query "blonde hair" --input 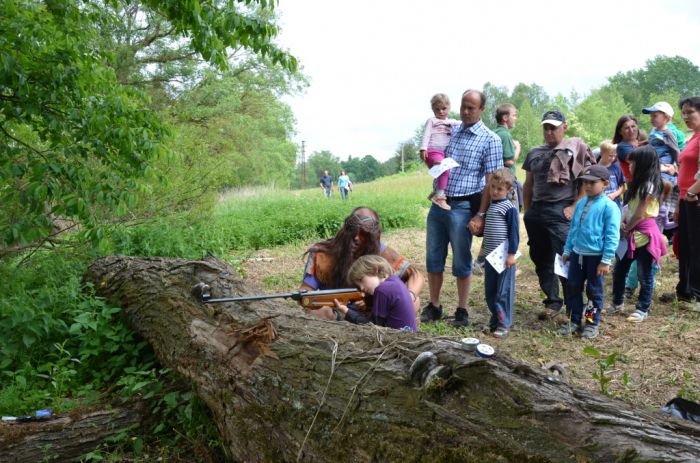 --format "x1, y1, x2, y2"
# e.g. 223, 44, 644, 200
490, 167, 516, 188
347, 255, 393, 285
430, 93, 450, 110
599, 140, 617, 156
